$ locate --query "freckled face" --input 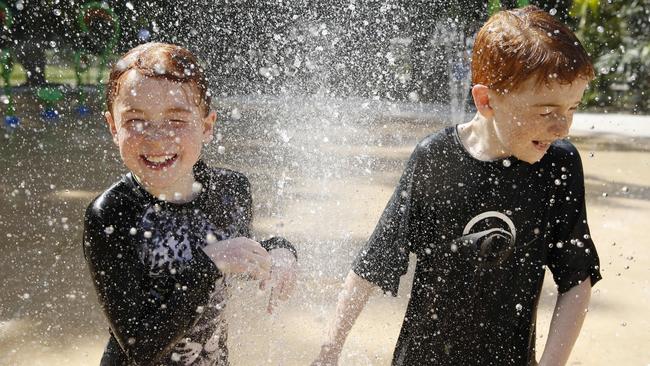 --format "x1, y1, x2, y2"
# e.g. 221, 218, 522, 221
105, 70, 215, 192
488, 78, 589, 163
